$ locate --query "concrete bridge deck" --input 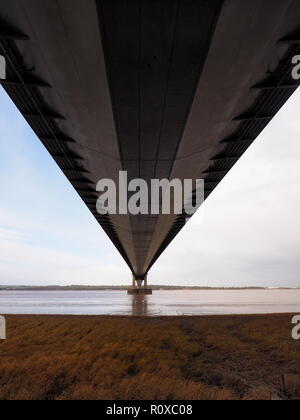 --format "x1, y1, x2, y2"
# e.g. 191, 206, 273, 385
0, 1, 299, 288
